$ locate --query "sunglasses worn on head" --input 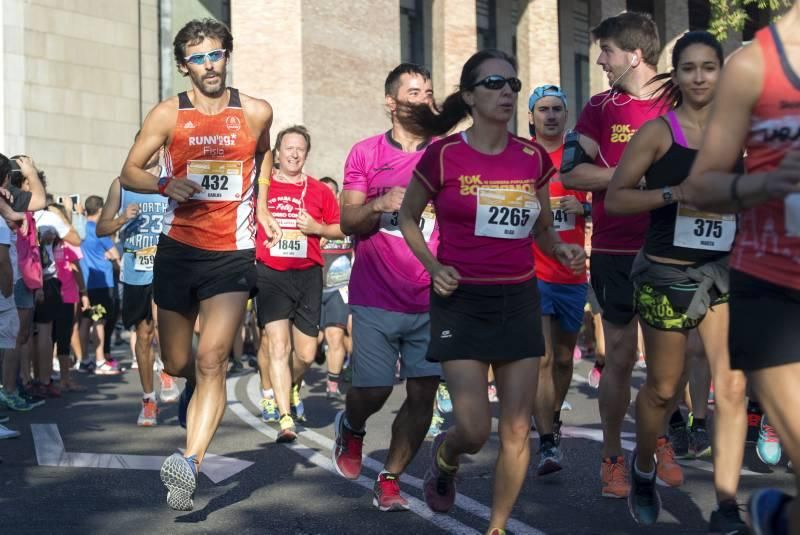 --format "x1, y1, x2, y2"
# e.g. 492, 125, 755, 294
471, 75, 522, 92
183, 49, 226, 65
